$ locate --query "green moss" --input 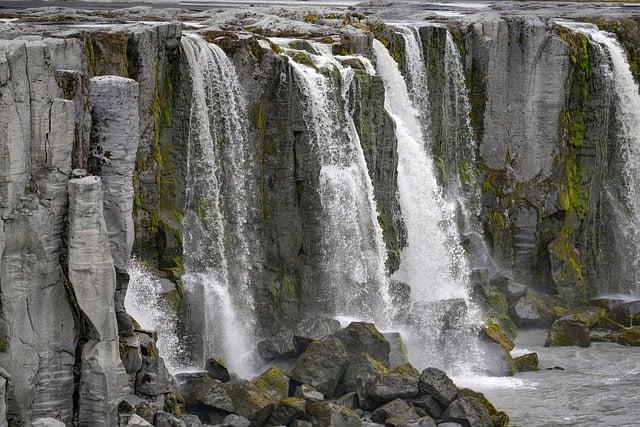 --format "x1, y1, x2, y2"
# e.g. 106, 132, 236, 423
459, 159, 472, 185
291, 51, 317, 68
250, 103, 267, 136
0, 337, 7, 353
447, 26, 466, 56
488, 210, 506, 230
